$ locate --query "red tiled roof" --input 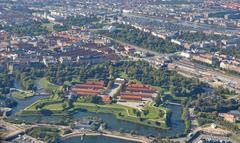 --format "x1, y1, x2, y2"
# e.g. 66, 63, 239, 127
86, 81, 105, 86
128, 83, 146, 88
71, 81, 106, 97
102, 95, 111, 104
121, 95, 142, 101
225, 2, 240, 9
121, 92, 153, 98
74, 84, 104, 90
126, 87, 155, 93
73, 91, 98, 96
72, 88, 99, 93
